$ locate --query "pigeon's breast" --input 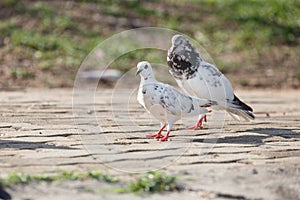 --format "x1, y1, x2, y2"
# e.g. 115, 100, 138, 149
167, 53, 197, 80
141, 84, 169, 122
